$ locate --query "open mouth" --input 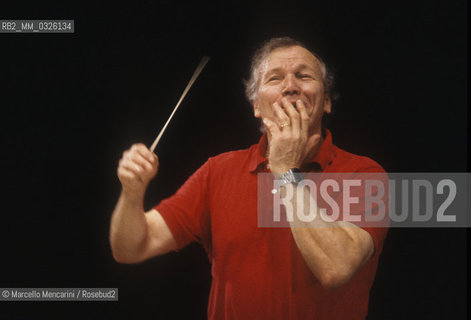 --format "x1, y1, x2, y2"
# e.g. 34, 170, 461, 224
290, 101, 300, 110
